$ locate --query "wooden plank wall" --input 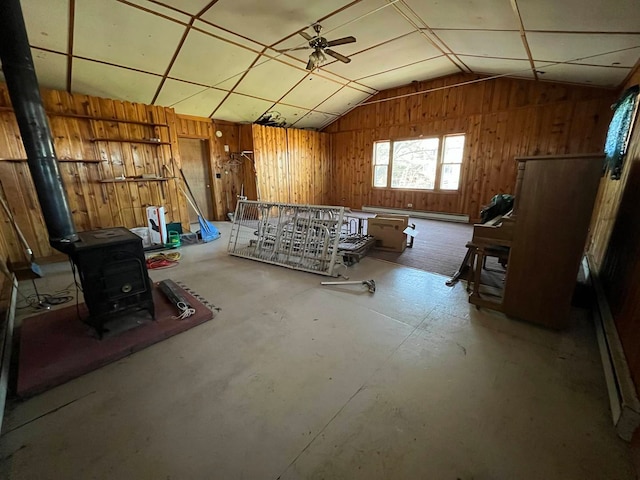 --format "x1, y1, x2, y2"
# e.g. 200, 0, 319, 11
0, 82, 189, 263
251, 124, 332, 205
325, 73, 616, 220
588, 66, 640, 387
